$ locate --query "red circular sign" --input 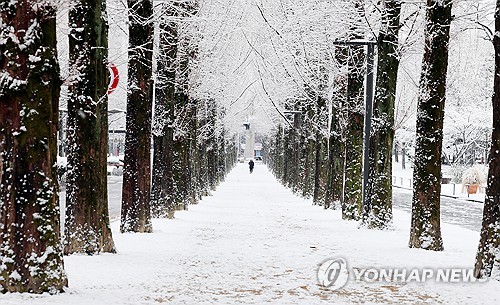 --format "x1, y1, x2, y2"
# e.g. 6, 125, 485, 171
108, 63, 119, 95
